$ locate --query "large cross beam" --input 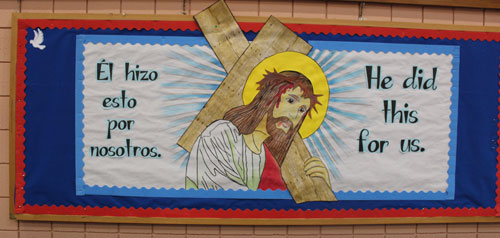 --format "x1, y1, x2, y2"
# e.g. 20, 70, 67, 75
177, 0, 336, 203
